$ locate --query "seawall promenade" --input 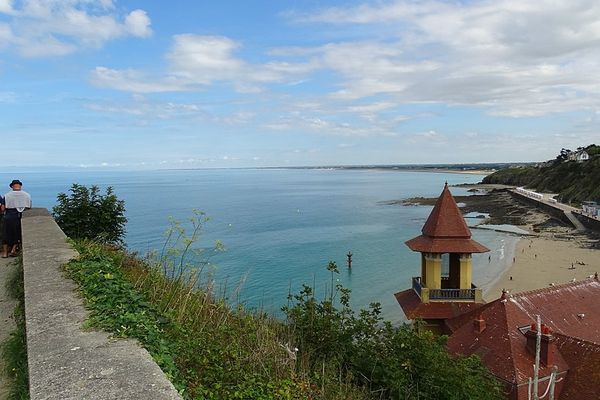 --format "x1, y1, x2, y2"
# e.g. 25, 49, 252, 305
508, 189, 587, 231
